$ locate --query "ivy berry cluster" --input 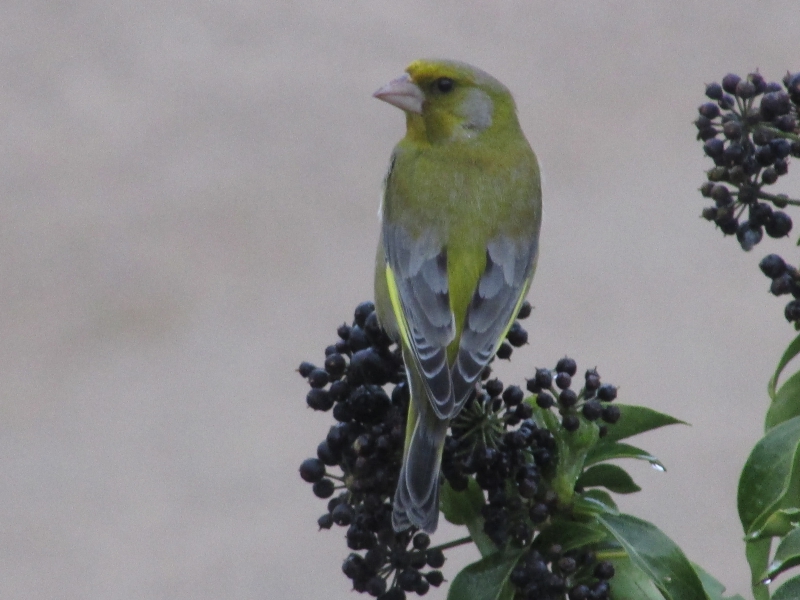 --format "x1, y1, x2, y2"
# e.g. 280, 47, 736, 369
510, 546, 615, 600
697, 70, 800, 326
526, 359, 620, 434
298, 300, 620, 598
436, 356, 621, 552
